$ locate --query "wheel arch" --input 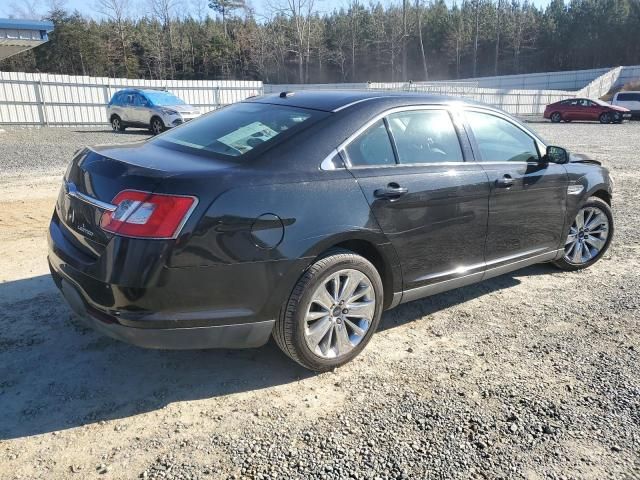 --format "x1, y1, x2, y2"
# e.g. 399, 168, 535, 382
590, 188, 611, 205
311, 236, 402, 310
